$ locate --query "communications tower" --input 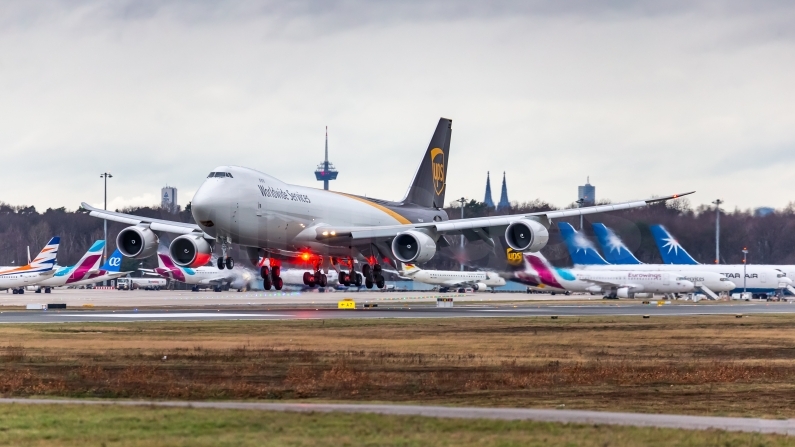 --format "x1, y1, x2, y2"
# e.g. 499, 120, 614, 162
314, 126, 338, 190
